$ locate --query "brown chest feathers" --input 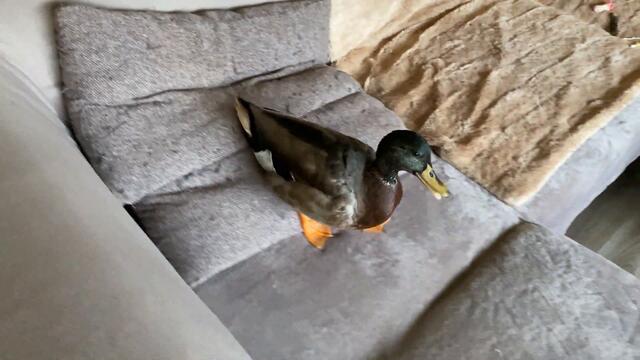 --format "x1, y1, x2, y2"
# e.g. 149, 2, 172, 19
355, 170, 403, 229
